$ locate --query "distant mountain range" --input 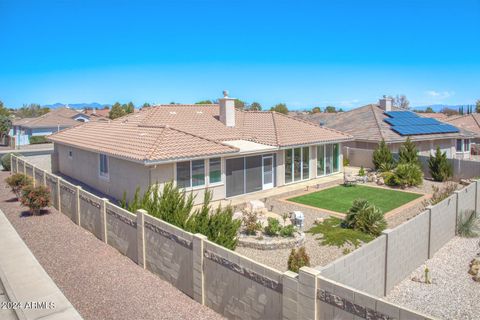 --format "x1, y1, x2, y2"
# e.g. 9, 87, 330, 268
412, 104, 475, 112
43, 102, 111, 109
